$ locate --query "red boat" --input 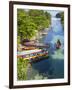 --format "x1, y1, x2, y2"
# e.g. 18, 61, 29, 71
56, 40, 61, 49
